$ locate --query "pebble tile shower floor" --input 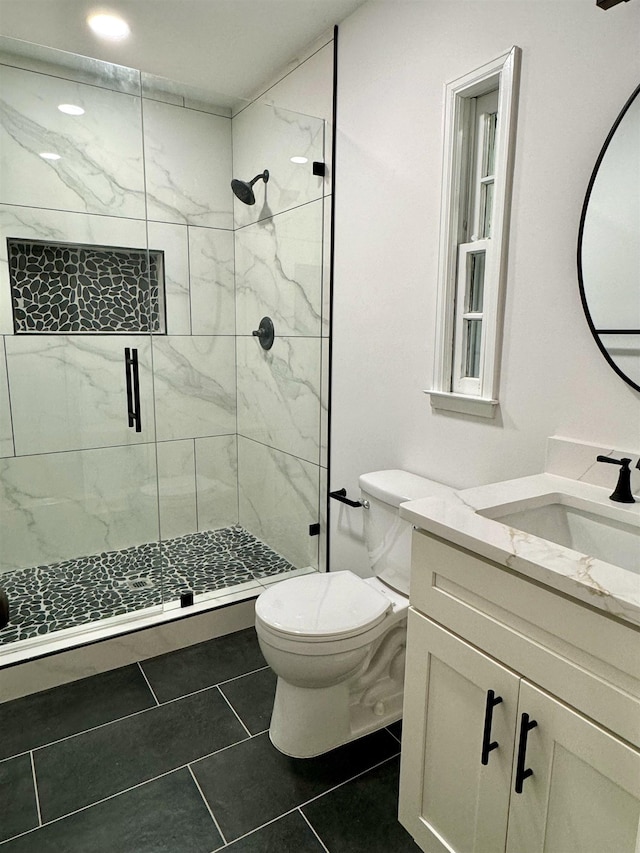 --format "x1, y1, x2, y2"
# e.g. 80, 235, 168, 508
0, 627, 420, 852
0, 528, 295, 645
